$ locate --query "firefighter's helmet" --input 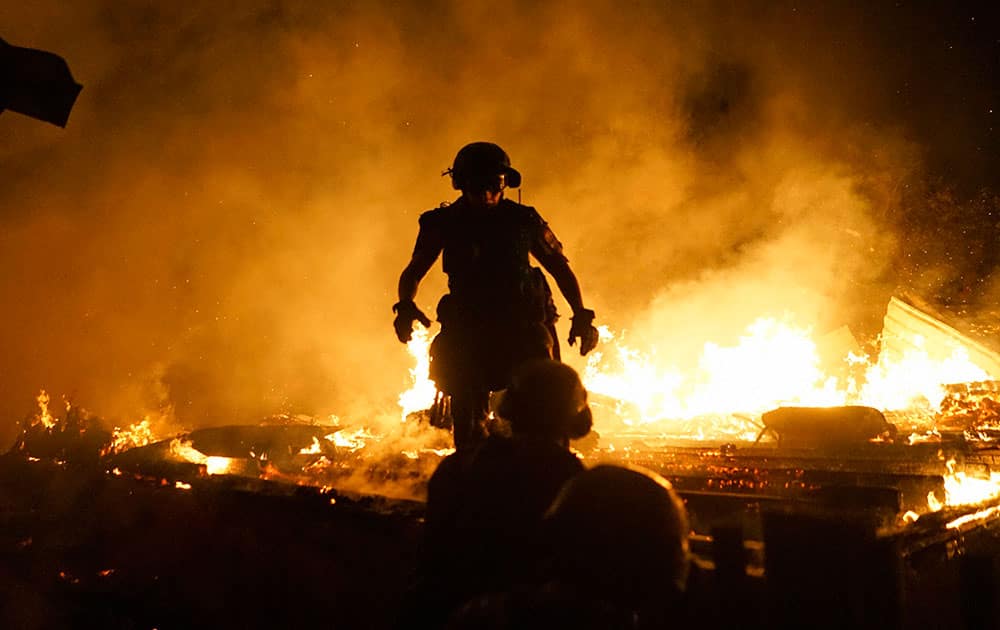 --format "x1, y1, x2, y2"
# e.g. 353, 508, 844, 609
544, 464, 691, 596
496, 359, 592, 440
449, 142, 522, 190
